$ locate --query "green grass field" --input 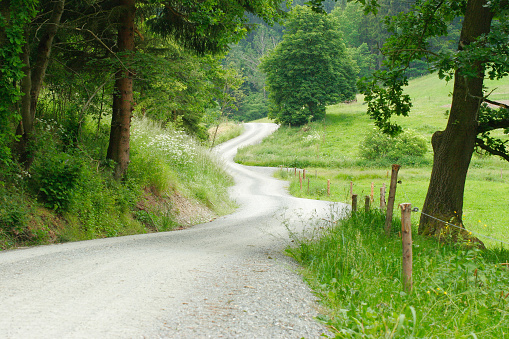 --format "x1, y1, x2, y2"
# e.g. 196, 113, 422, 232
237, 74, 509, 248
